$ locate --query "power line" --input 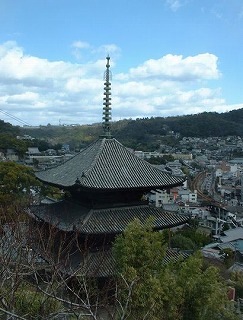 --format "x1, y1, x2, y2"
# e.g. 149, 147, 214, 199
0, 109, 32, 126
